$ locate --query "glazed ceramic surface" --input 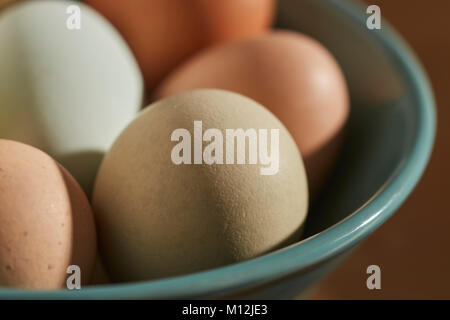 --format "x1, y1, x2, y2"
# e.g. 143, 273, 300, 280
0, 0, 435, 299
